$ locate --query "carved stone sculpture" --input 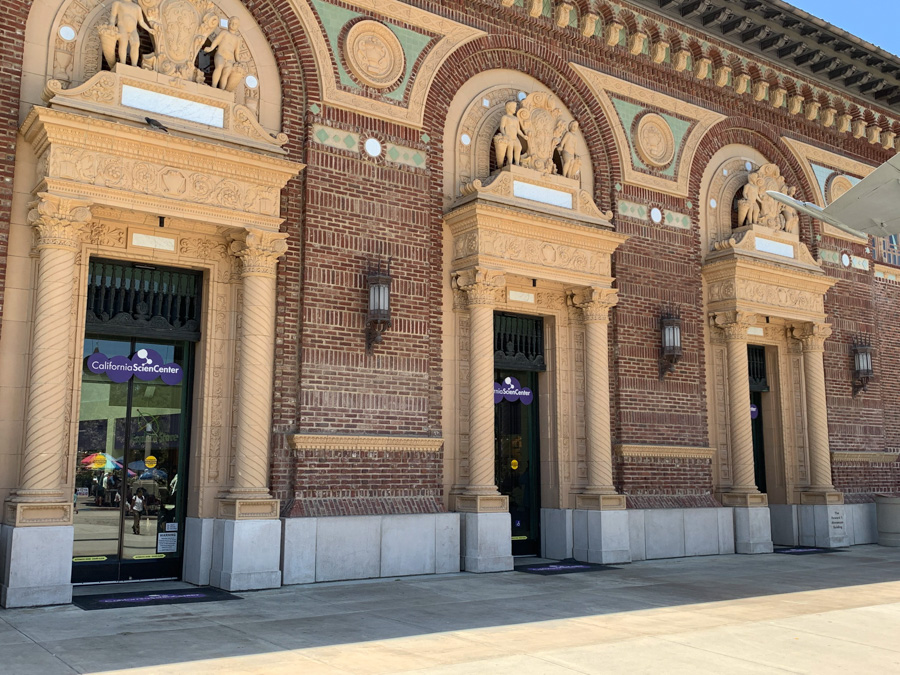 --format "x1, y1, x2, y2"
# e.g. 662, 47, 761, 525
101, 0, 155, 68
557, 121, 581, 180
98, 0, 221, 84
493, 101, 523, 169
492, 93, 581, 180
737, 163, 796, 232
204, 17, 247, 91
